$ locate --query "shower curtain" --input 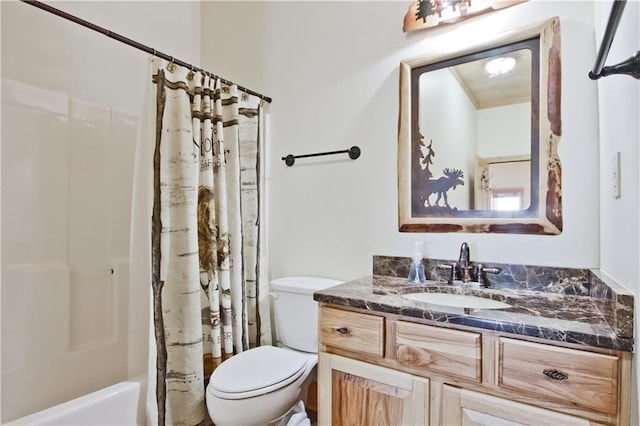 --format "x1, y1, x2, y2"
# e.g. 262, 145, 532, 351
145, 58, 270, 426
